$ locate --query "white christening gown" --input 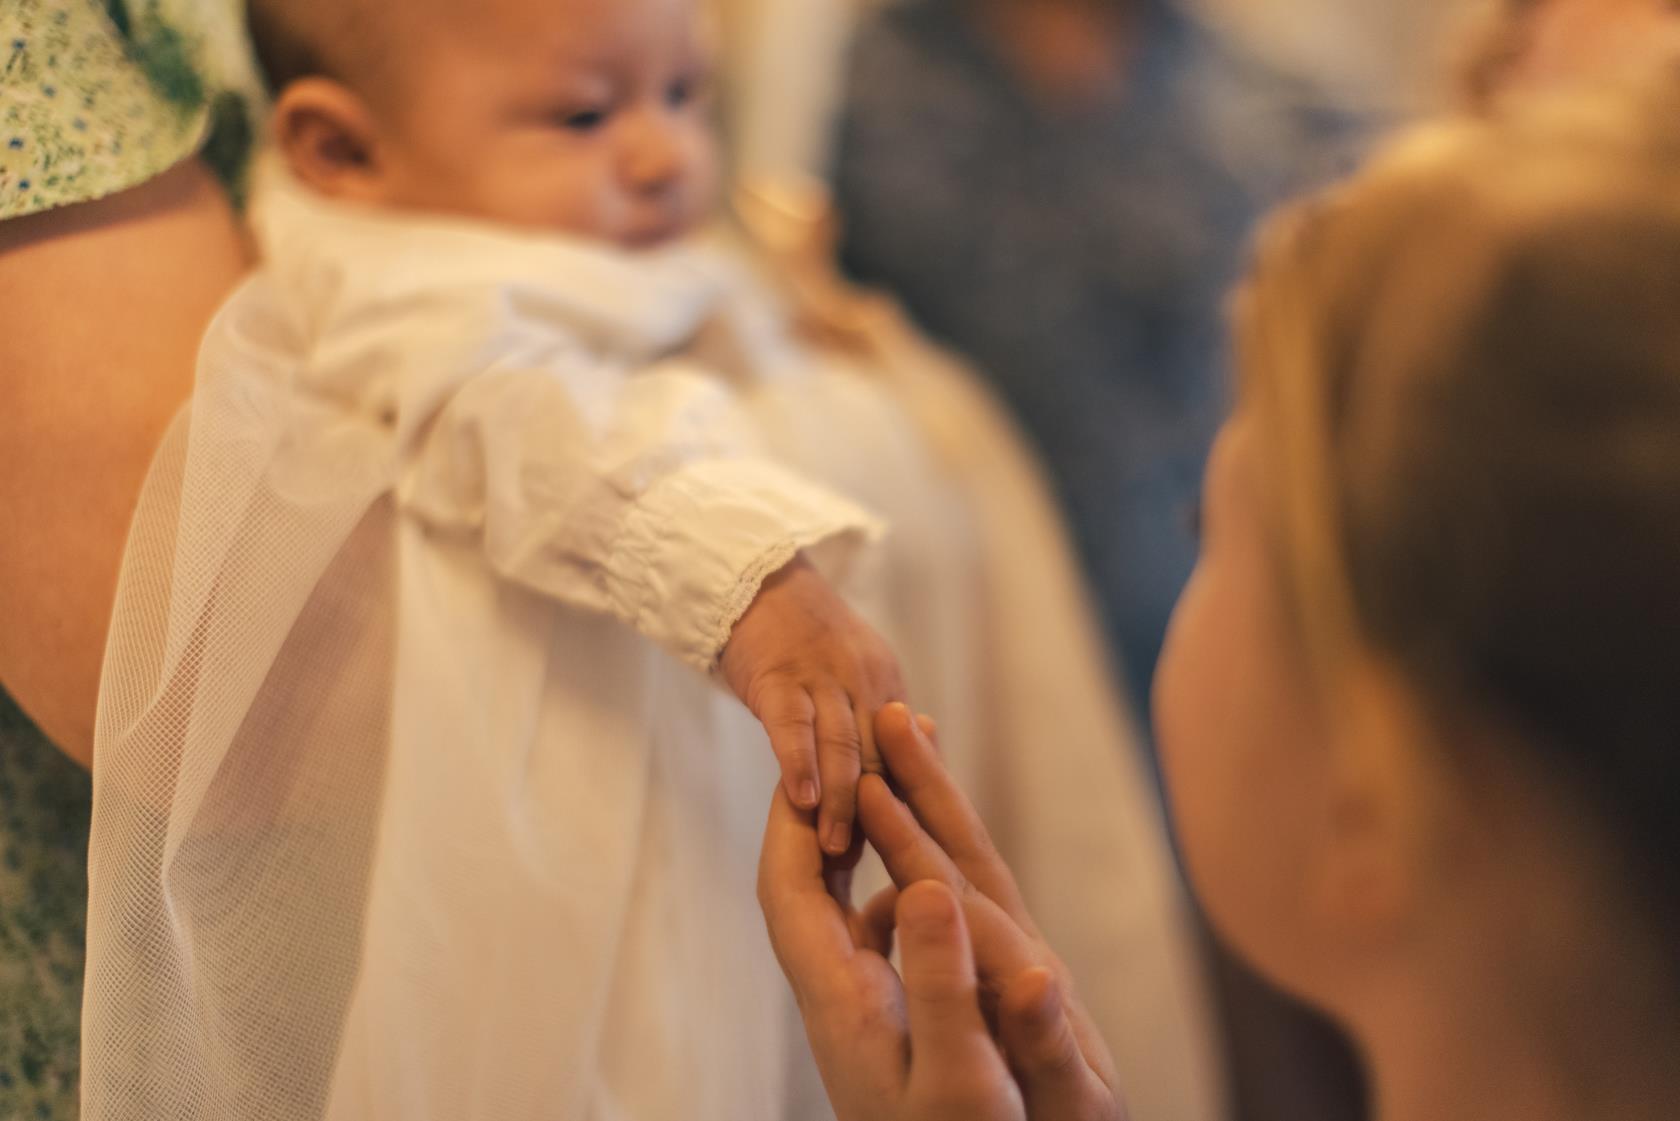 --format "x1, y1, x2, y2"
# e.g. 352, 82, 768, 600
83, 170, 1224, 1121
